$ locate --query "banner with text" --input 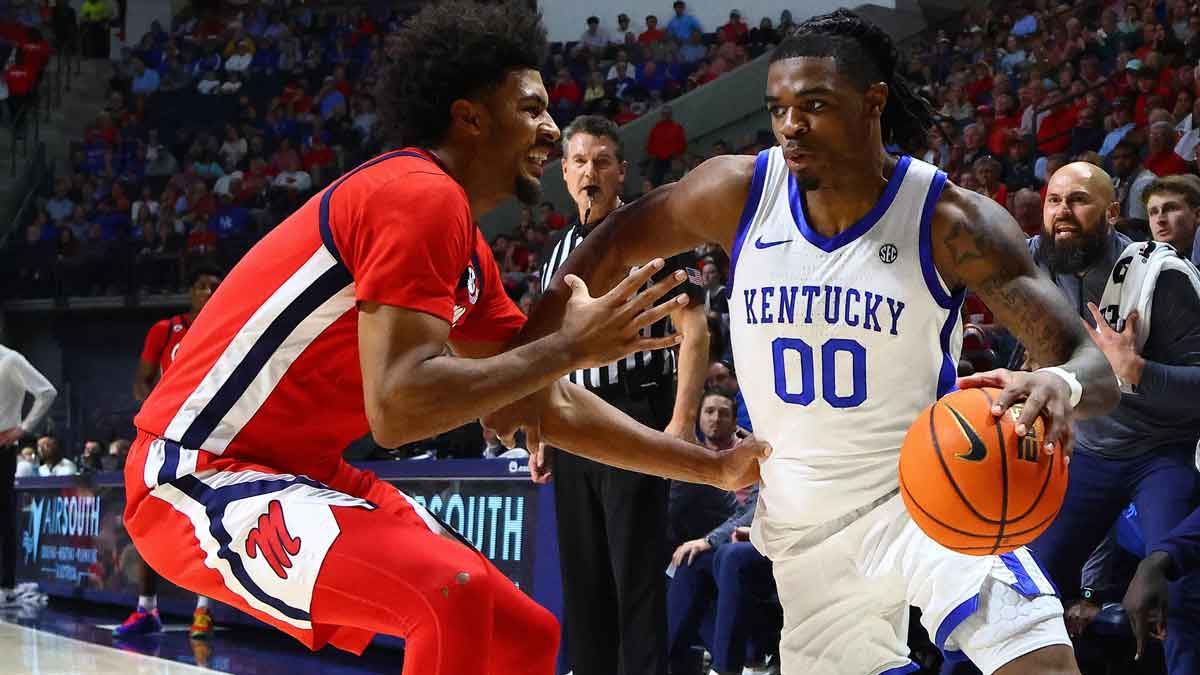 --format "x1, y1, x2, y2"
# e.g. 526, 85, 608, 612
16, 477, 542, 600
